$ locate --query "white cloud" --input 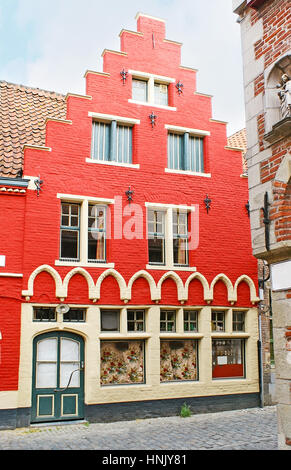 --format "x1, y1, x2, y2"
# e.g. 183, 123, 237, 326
14, 0, 245, 135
